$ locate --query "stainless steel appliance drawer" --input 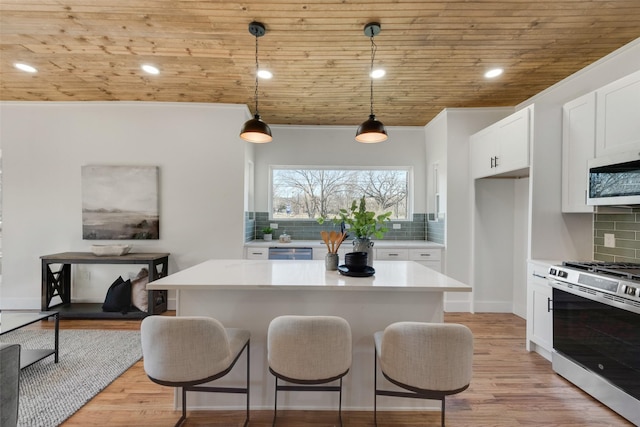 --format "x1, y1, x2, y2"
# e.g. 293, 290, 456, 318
268, 247, 313, 260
